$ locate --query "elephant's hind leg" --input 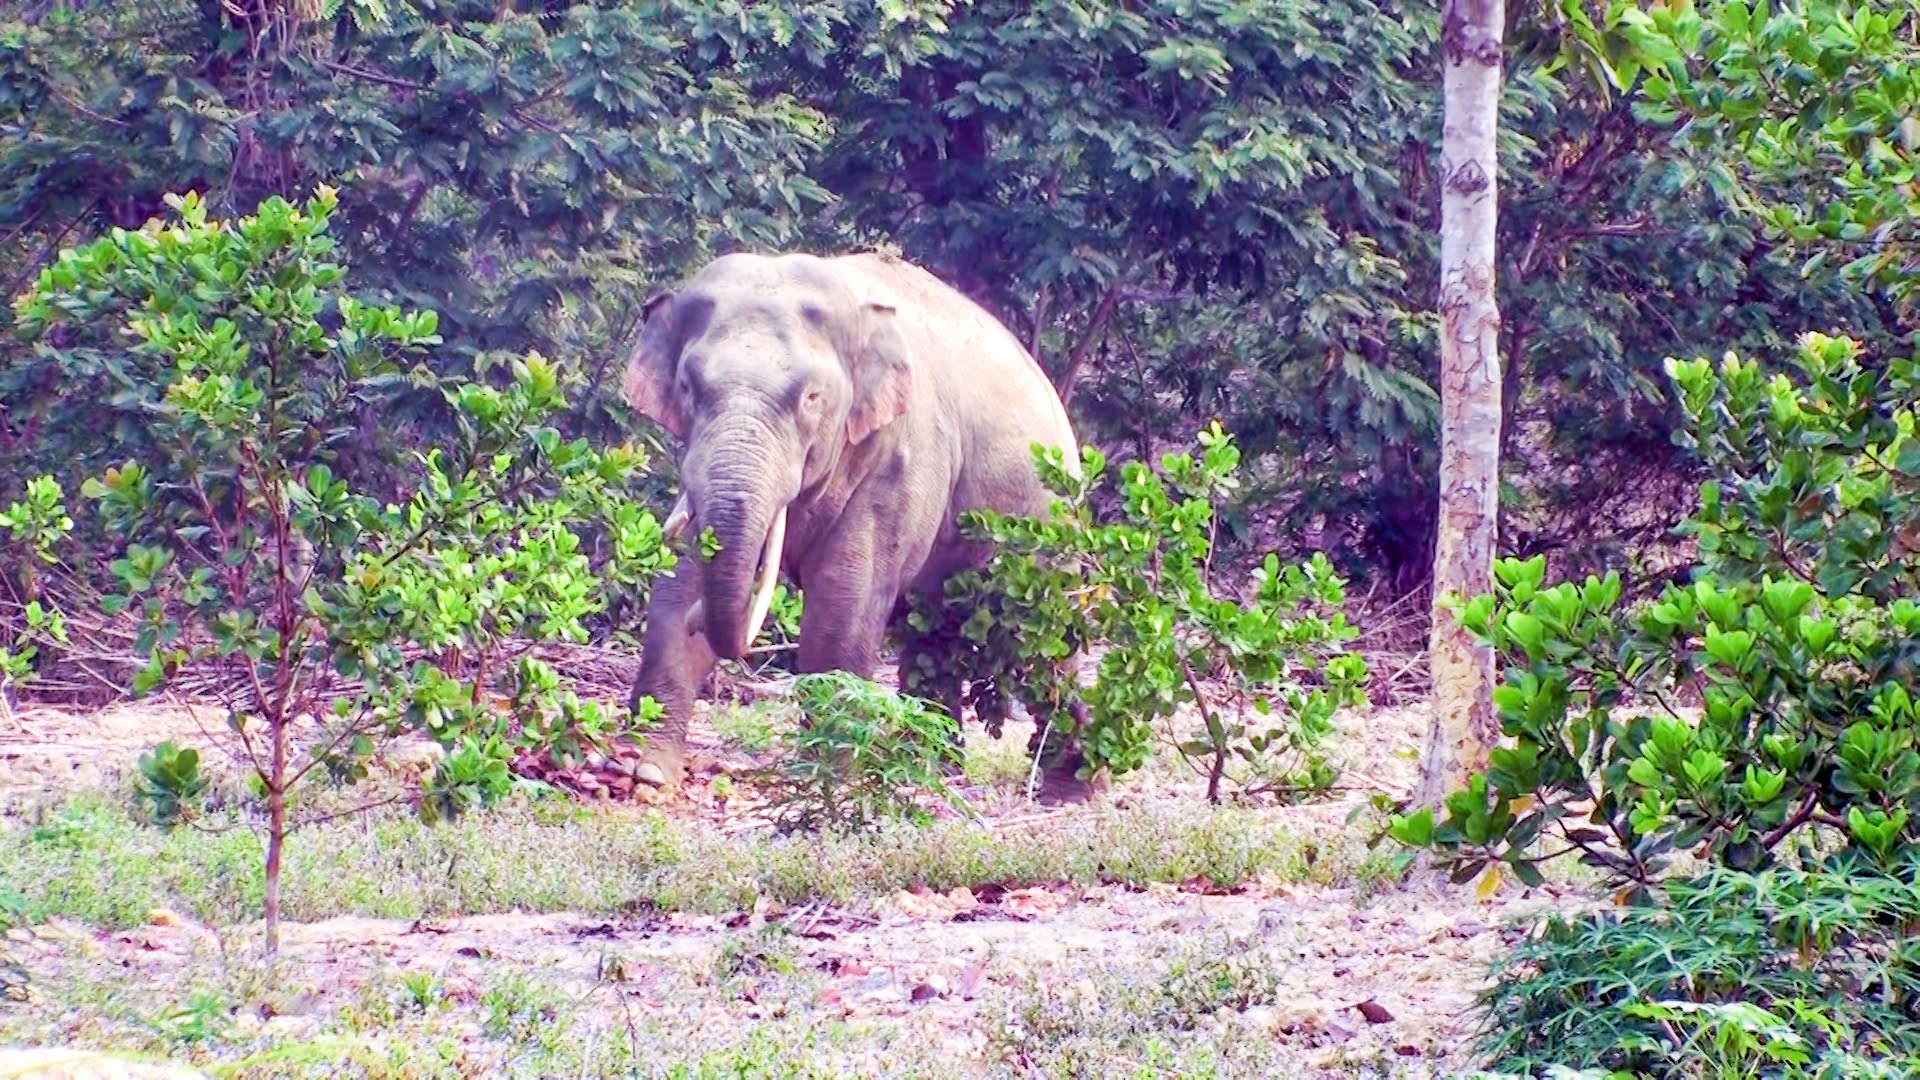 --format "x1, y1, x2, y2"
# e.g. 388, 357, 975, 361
1027, 698, 1109, 805
895, 623, 968, 771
